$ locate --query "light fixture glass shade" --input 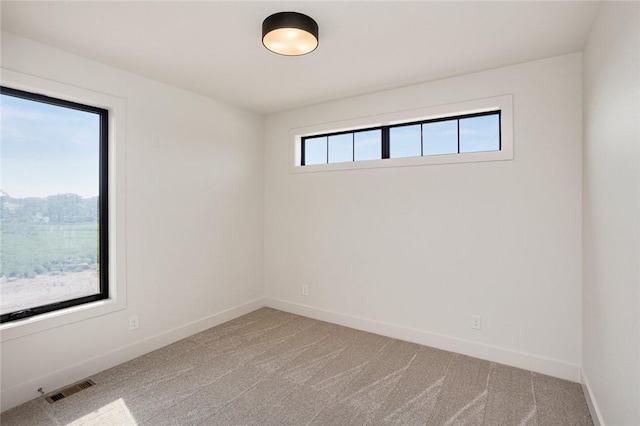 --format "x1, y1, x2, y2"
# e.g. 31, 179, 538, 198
262, 12, 319, 56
